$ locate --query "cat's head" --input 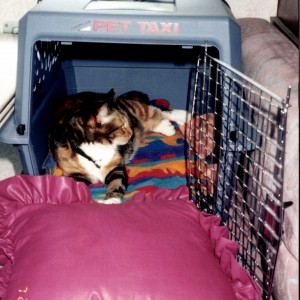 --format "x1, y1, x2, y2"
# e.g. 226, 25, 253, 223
68, 92, 133, 146
52, 88, 131, 145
